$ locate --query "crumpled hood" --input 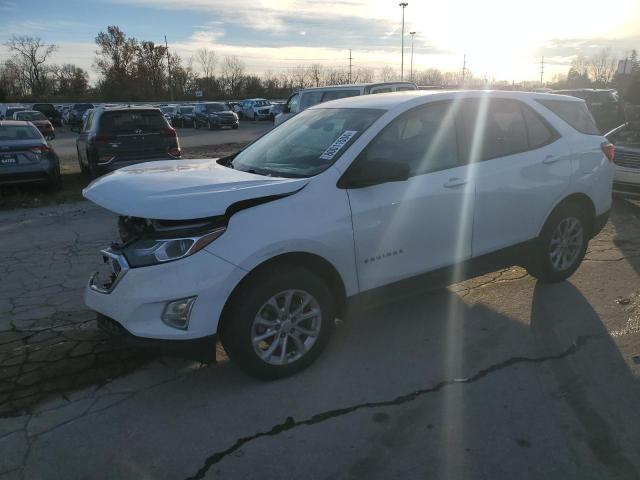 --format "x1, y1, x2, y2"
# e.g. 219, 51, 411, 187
83, 159, 309, 220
